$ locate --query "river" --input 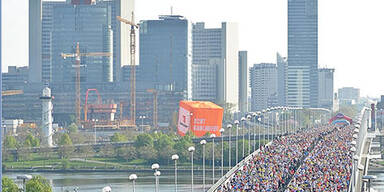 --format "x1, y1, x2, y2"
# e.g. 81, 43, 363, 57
5, 171, 384, 192
4, 171, 217, 192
